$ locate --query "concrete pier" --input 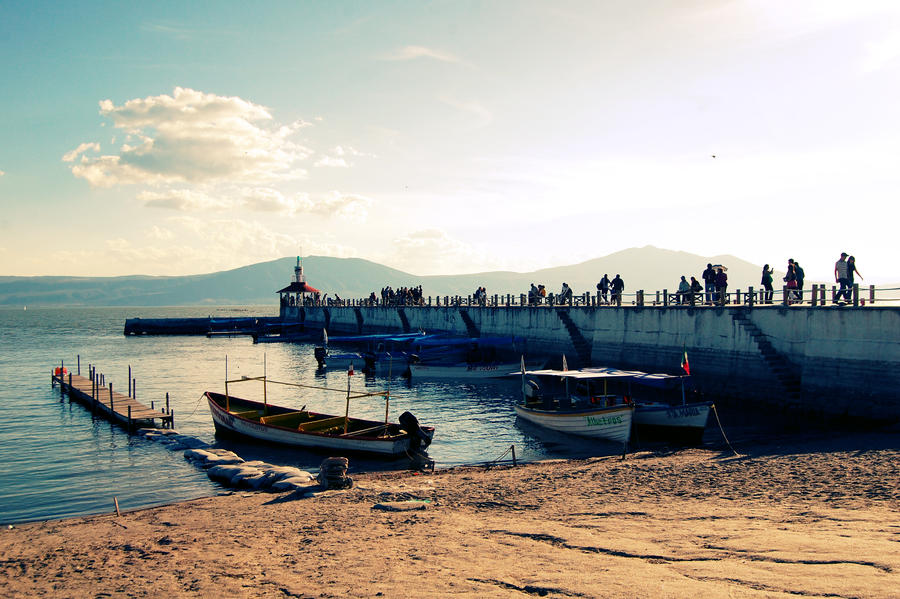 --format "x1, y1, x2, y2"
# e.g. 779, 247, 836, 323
282, 304, 900, 420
